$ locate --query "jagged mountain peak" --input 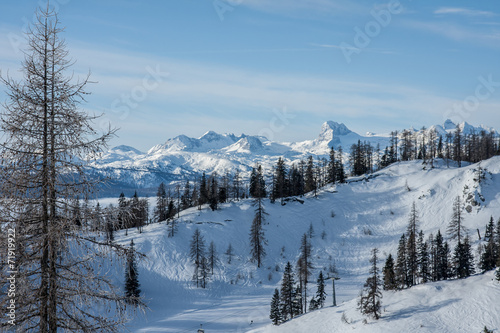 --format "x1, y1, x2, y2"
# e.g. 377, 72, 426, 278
319, 121, 352, 138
